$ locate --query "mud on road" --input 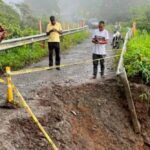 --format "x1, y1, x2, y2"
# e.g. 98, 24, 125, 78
9, 79, 150, 150
0, 37, 150, 150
